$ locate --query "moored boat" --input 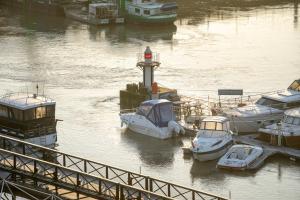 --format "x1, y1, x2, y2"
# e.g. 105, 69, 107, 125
217, 144, 264, 170
120, 99, 184, 139
121, 0, 177, 24
0, 92, 58, 148
191, 116, 233, 161
258, 108, 300, 149
223, 79, 300, 133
